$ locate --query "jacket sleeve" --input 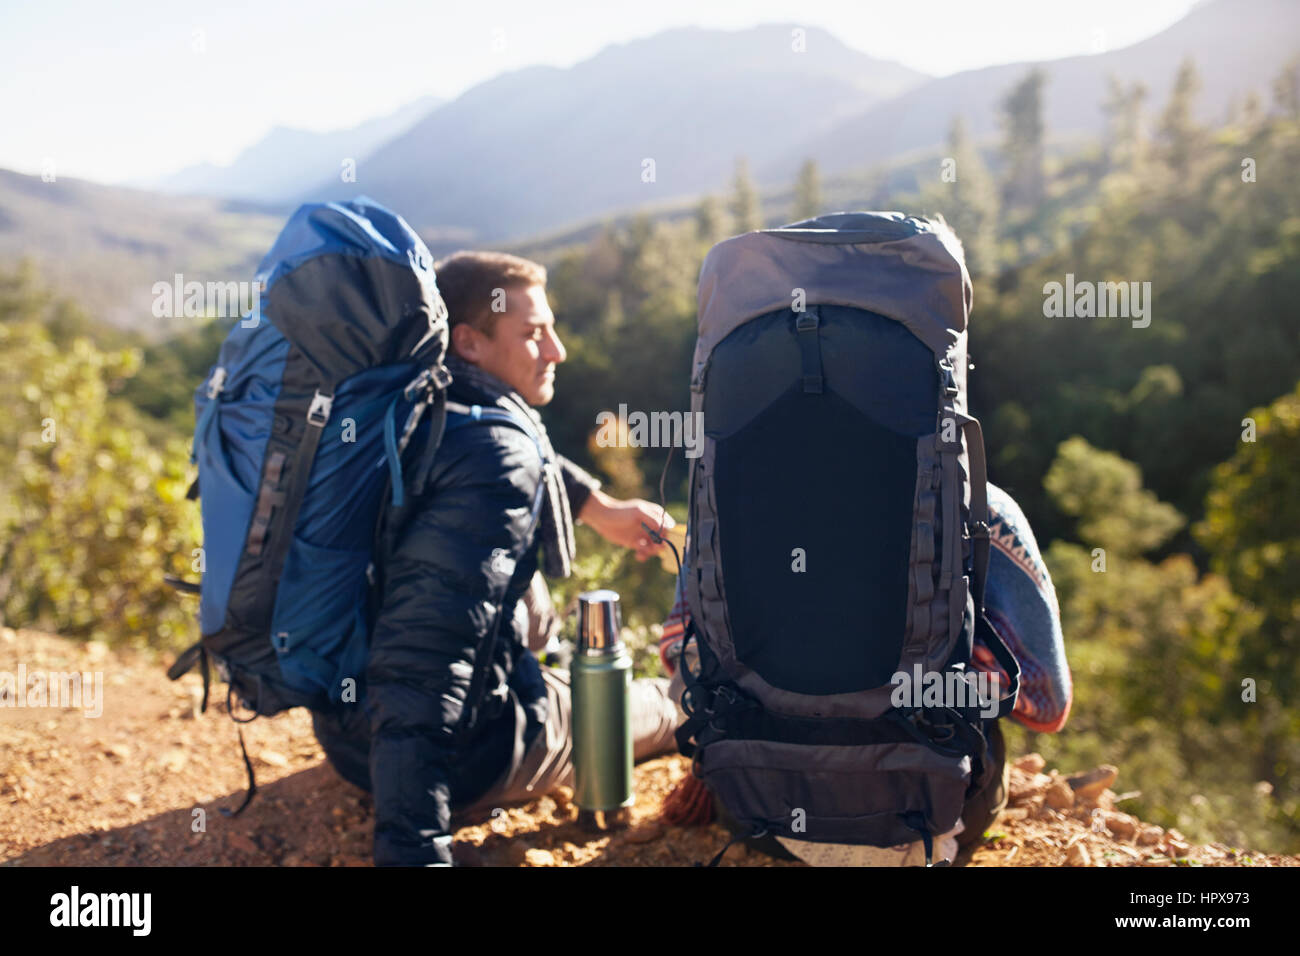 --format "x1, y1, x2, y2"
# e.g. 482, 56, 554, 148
365, 423, 542, 866
557, 454, 601, 520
